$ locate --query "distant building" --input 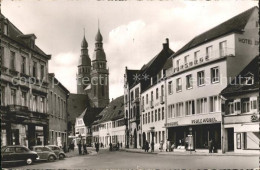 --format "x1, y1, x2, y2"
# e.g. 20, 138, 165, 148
0, 13, 51, 147
124, 39, 174, 148
165, 6, 258, 152
48, 73, 69, 147
92, 96, 125, 147
221, 56, 259, 153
